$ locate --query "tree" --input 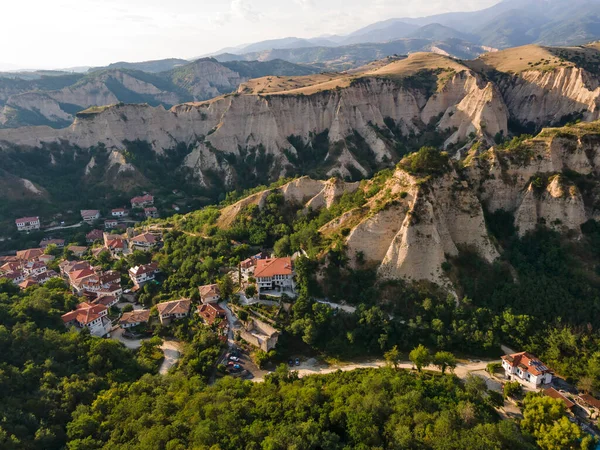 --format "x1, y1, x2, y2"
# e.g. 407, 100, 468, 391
44, 244, 61, 256
122, 304, 134, 313
384, 345, 401, 369
409, 345, 431, 372
503, 381, 522, 399
465, 374, 487, 398
433, 351, 457, 374
245, 285, 257, 298
274, 236, 291, 257
577, 376, 594, 394
218, 275, 234, 300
